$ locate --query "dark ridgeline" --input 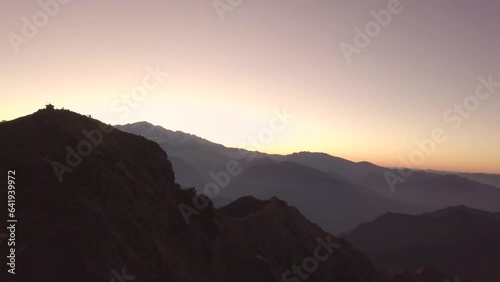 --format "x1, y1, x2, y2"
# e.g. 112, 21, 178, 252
117, 122, 500, 235
0, 108, 474, 282
347, 206, 500, 282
